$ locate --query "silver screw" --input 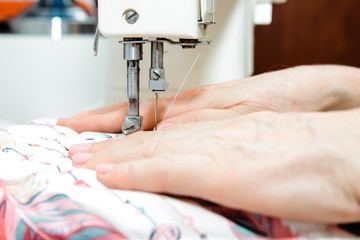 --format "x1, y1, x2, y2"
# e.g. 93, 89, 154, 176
125, 10, 139, 24
151, 69, 161, 80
